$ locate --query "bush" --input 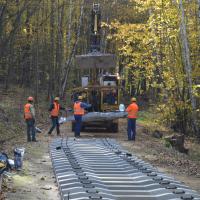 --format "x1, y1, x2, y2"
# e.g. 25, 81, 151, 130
157, 99, 193, 135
